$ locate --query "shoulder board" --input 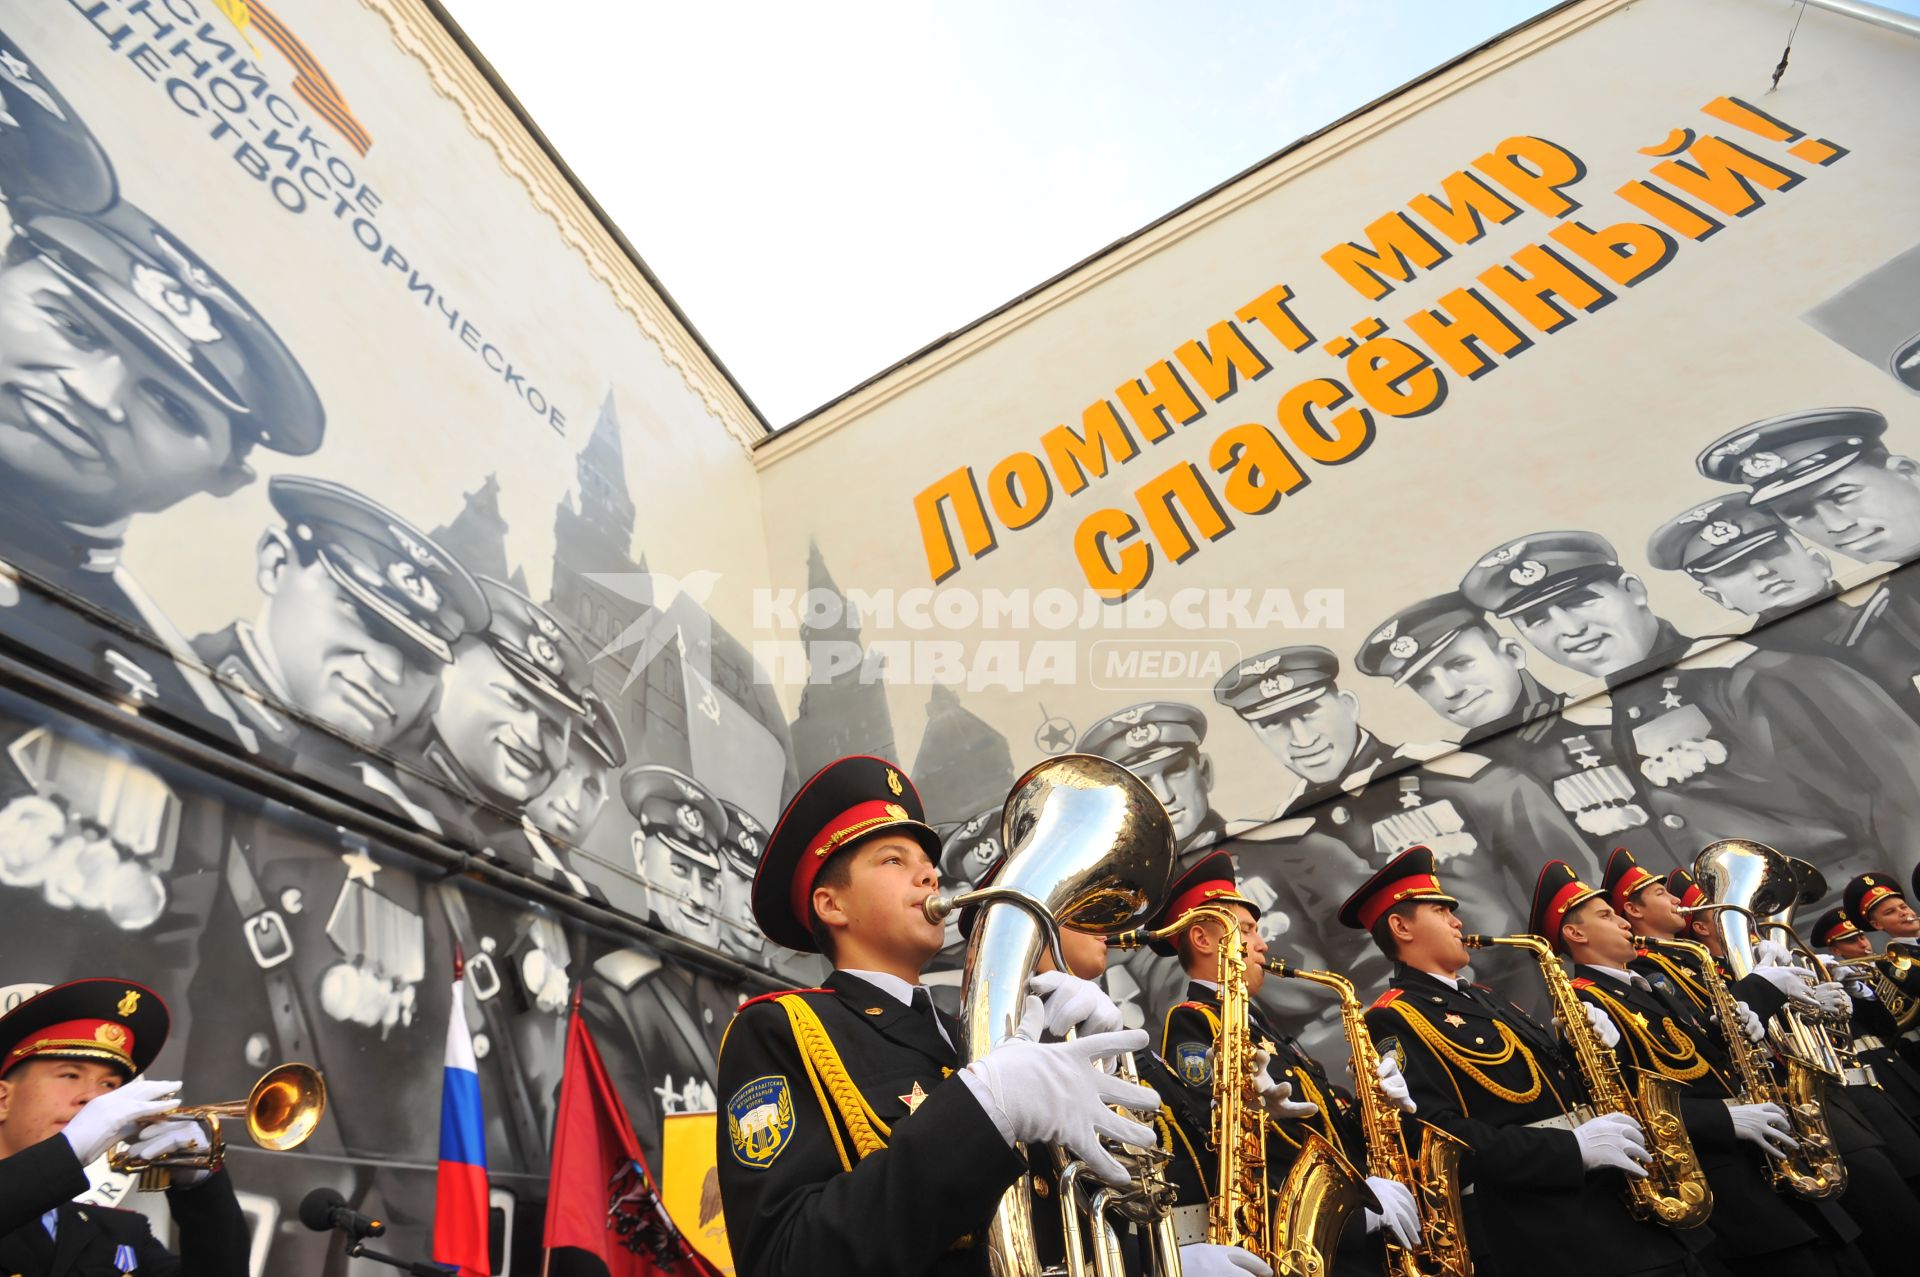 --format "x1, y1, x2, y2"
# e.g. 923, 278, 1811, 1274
1173, 1001, 1216, 1016
1228, 815, 1317, 841
1837, 578, 1888, 610
1370, 989, 1404, 1011
1571, 977, 1595, 990
1559, 696, 1612, 727
1417, 750, 1491, 780
1676, 638, 1756, 670
736, 987, 830, 1013
1394, 739, 1451, 763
